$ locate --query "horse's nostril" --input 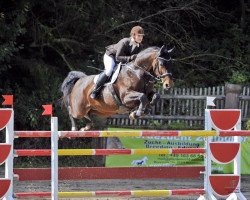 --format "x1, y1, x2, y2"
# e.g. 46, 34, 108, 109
163, 83, 169, 89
